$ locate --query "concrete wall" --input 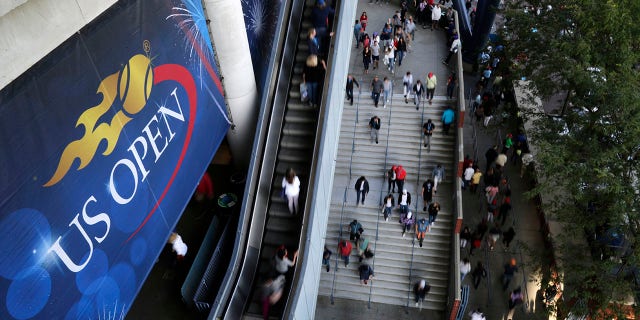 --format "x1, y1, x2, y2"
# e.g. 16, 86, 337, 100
0, 0, 117, 90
